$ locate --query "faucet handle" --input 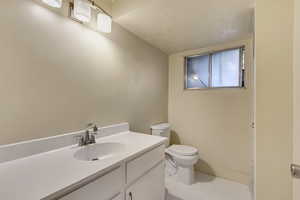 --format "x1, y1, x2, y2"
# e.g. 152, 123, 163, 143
86, 123, 94, 128
93, 125, 98, 134
93, 124, 99, 132
86, 123, 98, 133
86, 122, 98, 128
